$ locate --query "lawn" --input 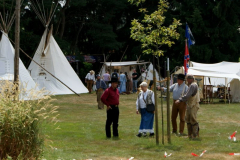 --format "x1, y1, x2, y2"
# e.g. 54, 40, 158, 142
42, 92, 240, 160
